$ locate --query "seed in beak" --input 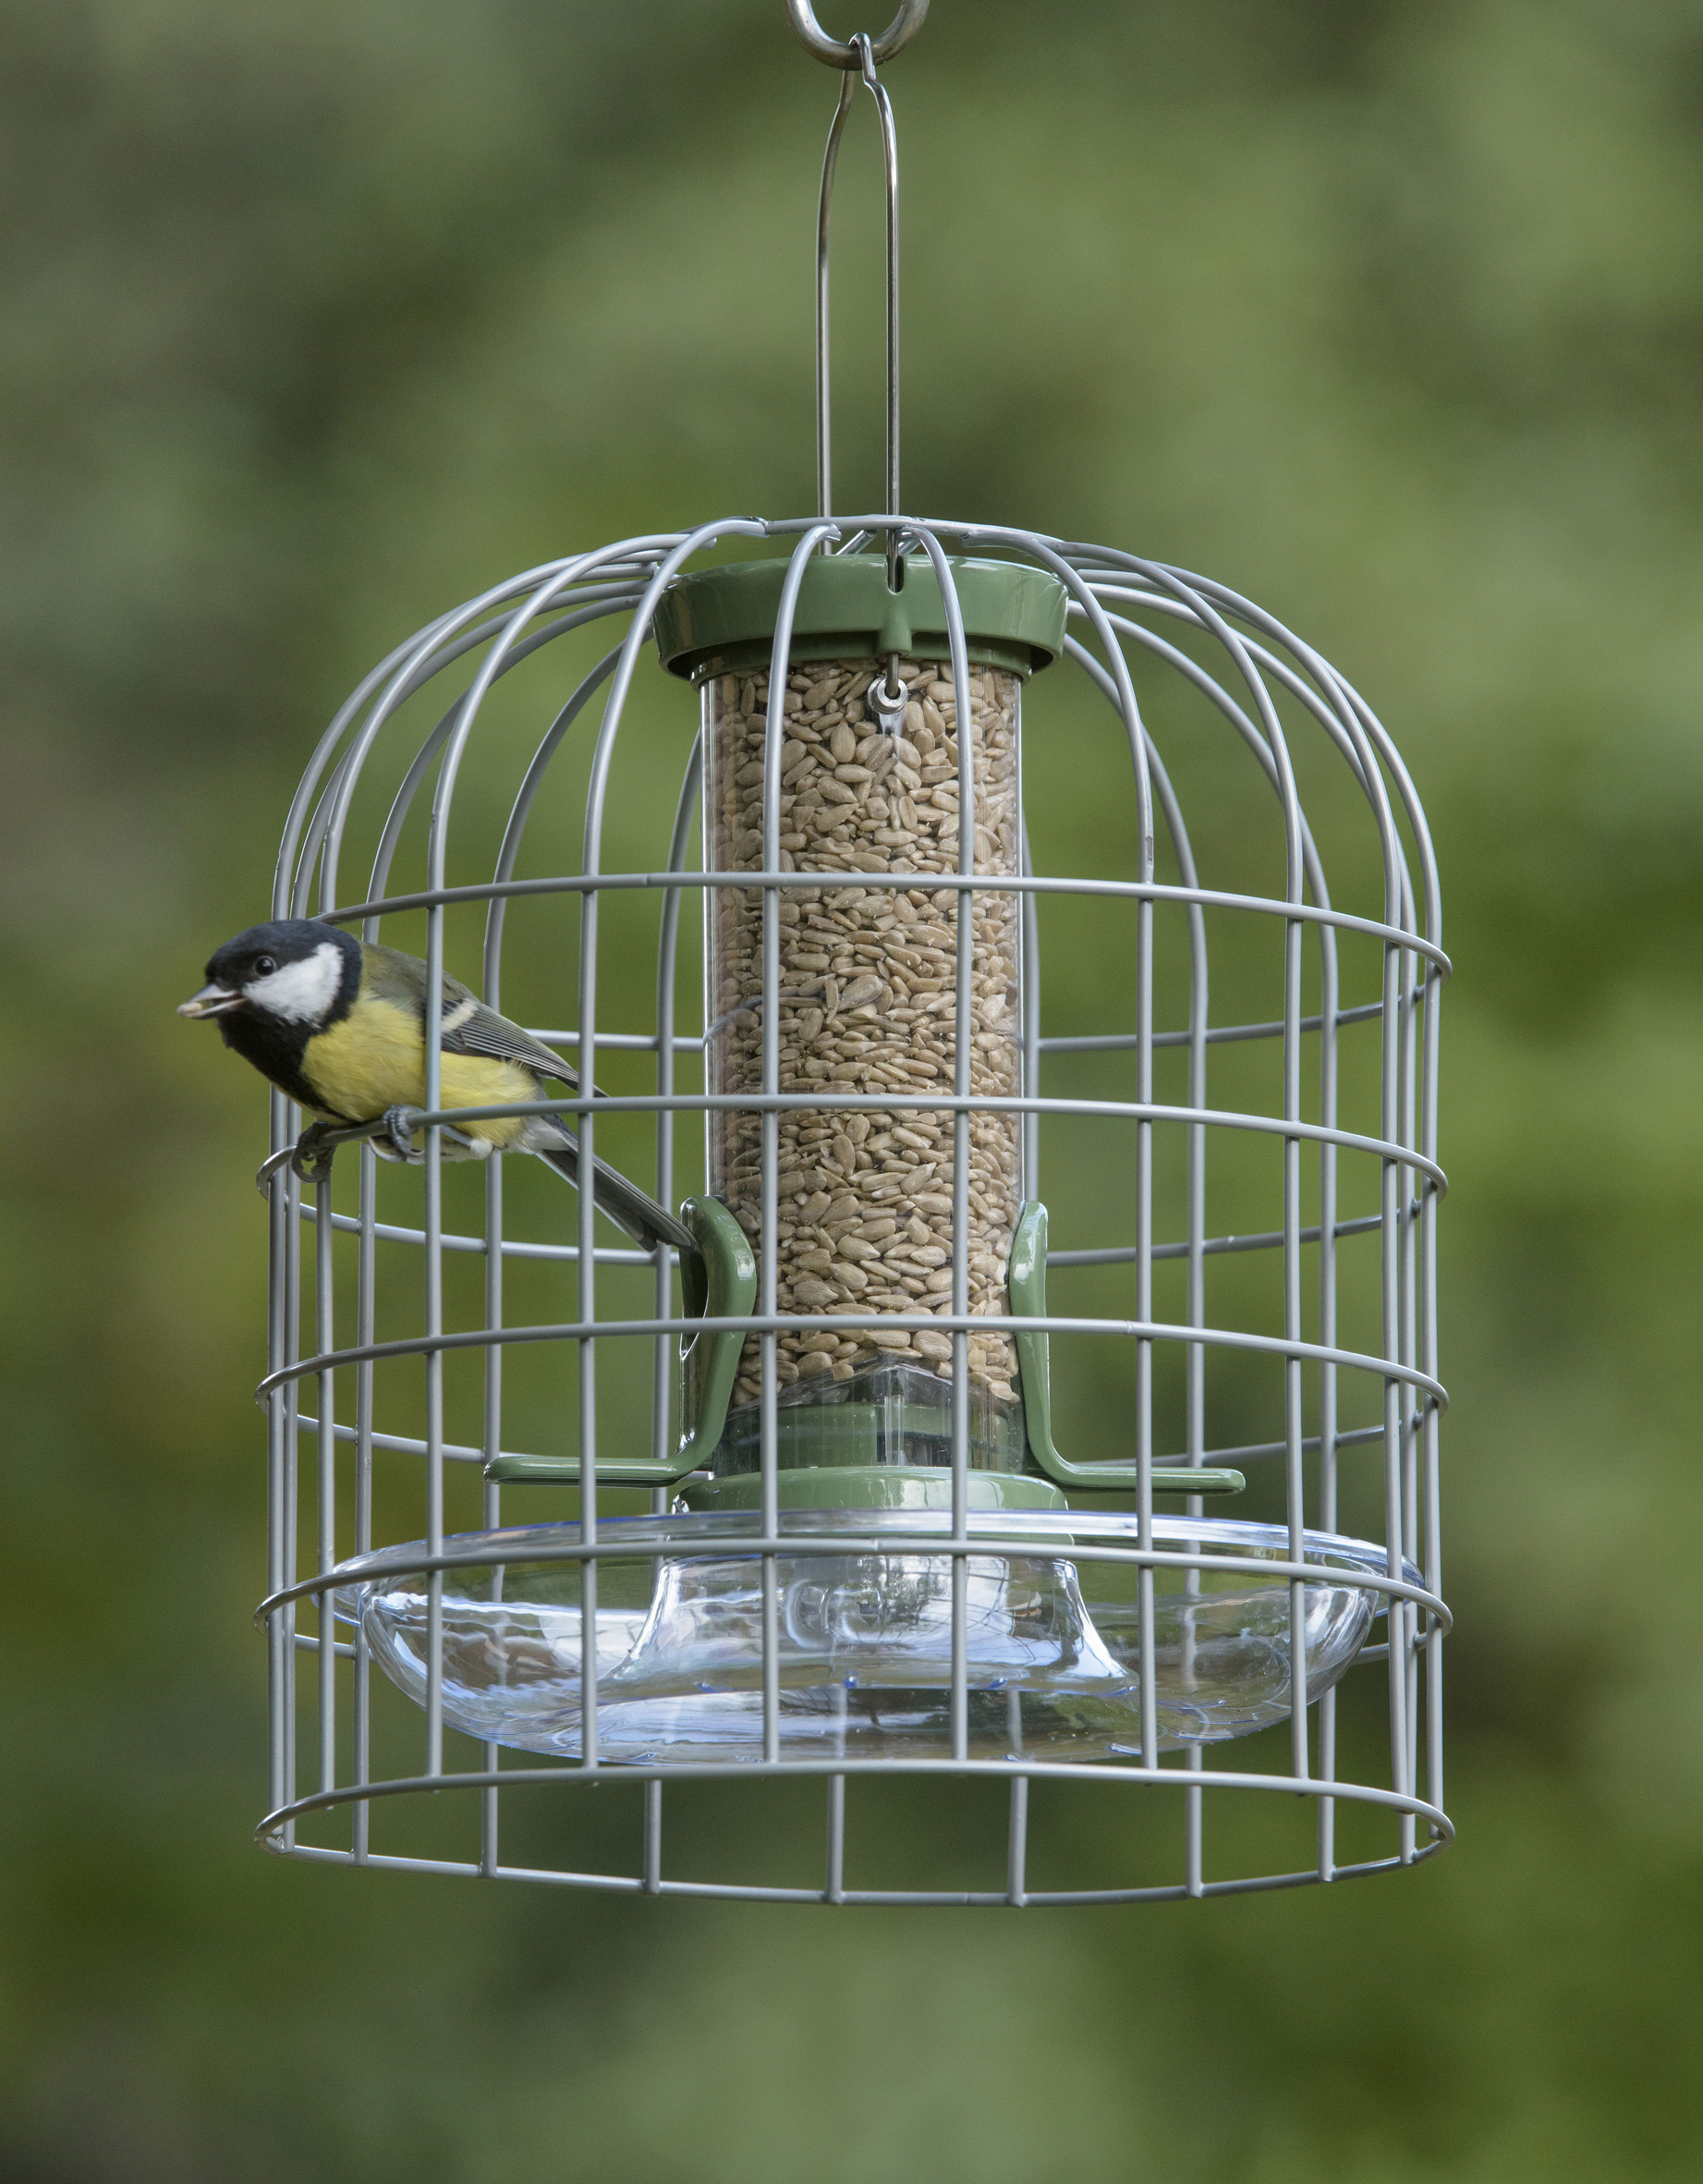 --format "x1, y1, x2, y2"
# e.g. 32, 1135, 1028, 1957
178, 984, 243, 1018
